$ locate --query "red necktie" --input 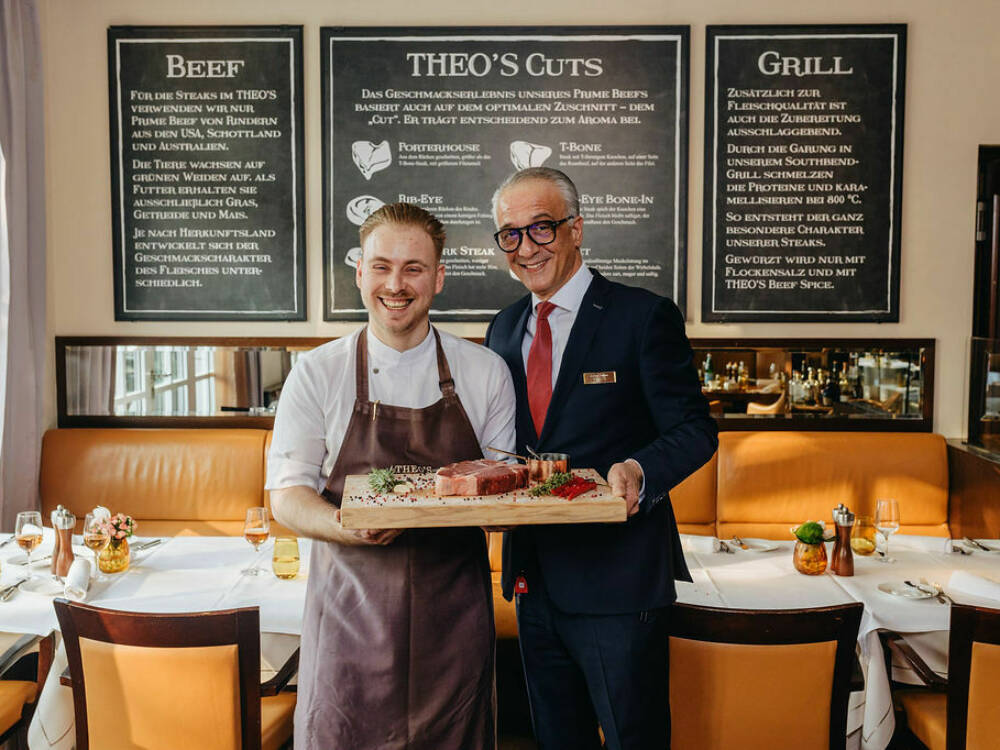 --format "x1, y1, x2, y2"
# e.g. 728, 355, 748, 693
526, 301, 556, 437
